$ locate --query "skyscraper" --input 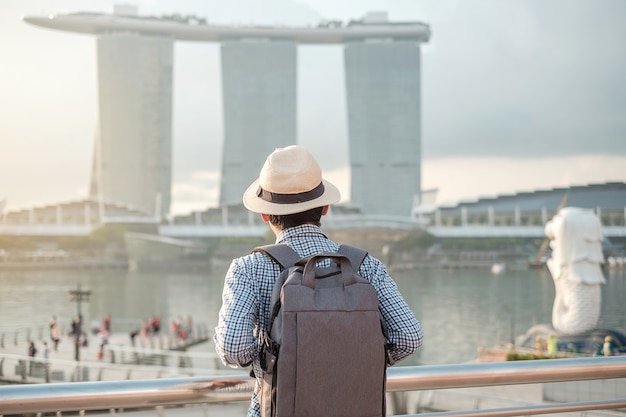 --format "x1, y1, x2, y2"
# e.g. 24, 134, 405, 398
24, 10, 430, 218
344, 40, 422, 217
90, 33, 174, 217
219, 40, 297, 206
